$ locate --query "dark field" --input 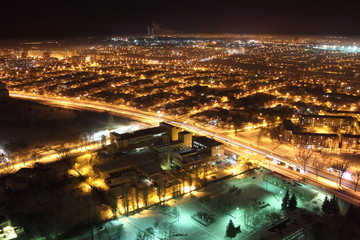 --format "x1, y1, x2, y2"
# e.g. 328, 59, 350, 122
0, 98, 131, 154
